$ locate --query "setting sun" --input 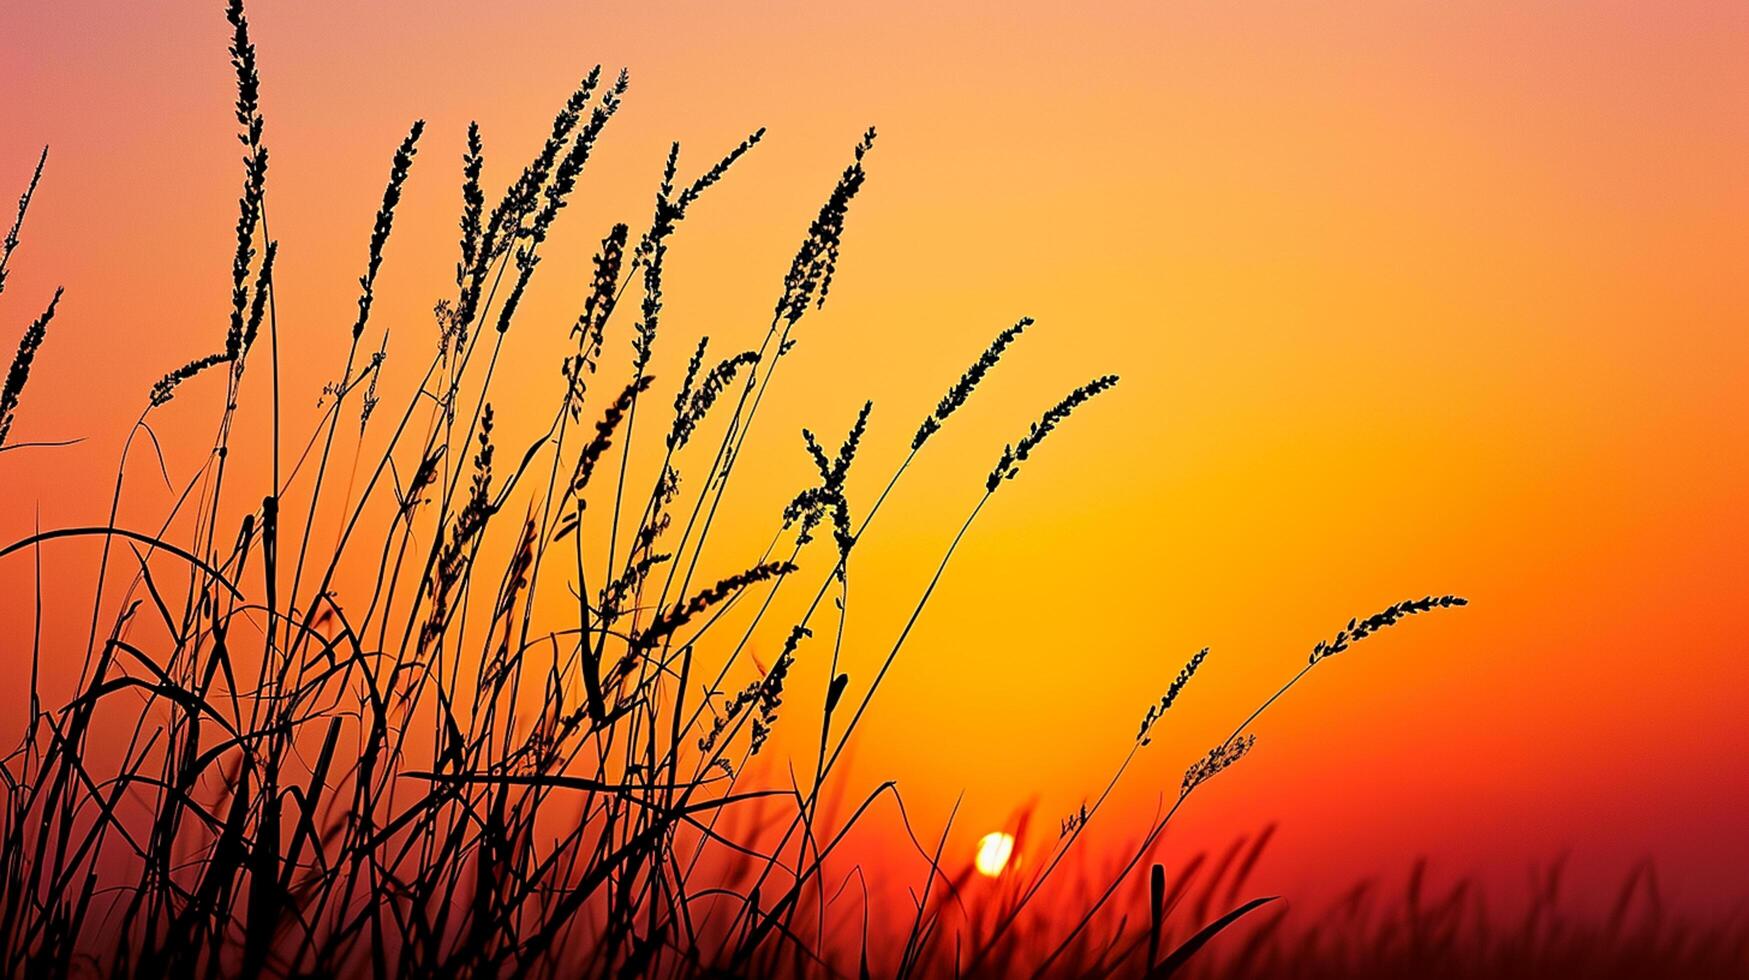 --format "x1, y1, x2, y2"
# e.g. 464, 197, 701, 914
975, 832, 1016, 878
